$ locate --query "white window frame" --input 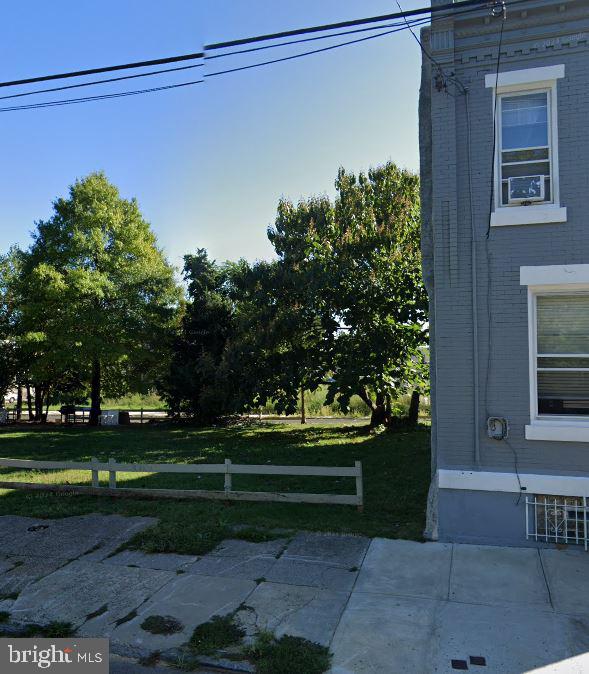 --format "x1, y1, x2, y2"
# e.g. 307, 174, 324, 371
487, 65, 566, 227
521, 265, 589, 441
